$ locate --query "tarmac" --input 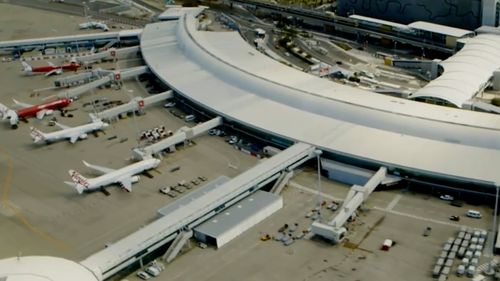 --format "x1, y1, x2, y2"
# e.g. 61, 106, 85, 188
0, 3, 258, 262
0, 4, 498, 281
